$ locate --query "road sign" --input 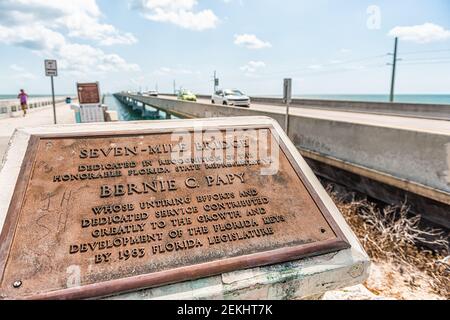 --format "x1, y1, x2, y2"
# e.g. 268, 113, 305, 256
44, 59, 58, 124
45, 60, 58, 77
283, 78, 292, 104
